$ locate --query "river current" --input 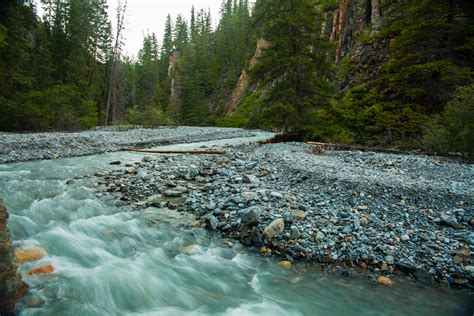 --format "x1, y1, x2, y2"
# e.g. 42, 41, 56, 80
0, 136, 471, 315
